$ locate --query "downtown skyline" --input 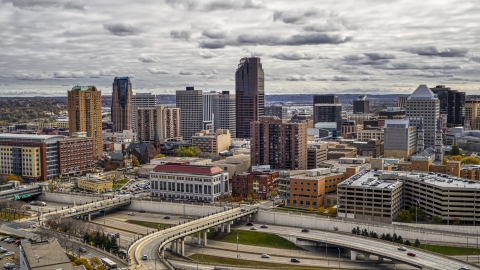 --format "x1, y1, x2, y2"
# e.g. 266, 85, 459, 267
1, 0, 480, 96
